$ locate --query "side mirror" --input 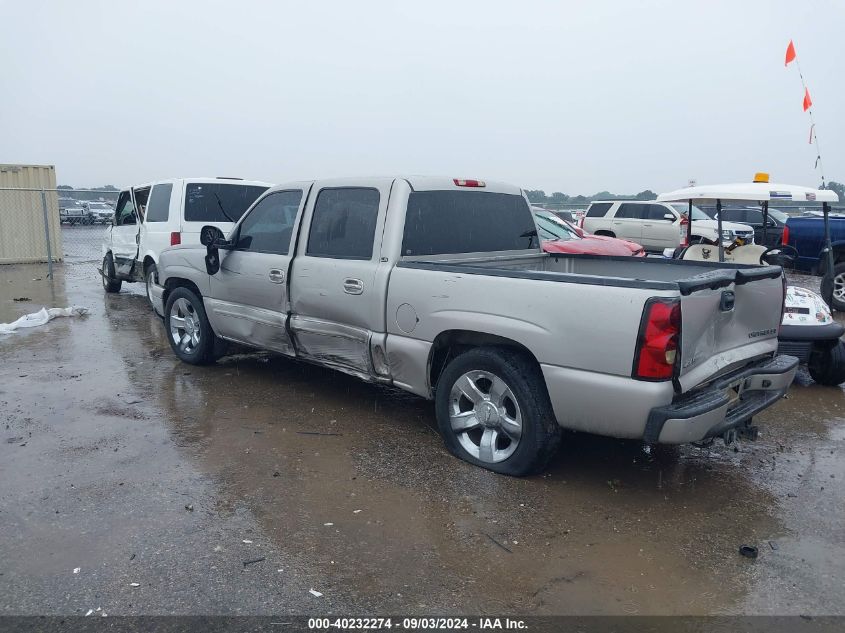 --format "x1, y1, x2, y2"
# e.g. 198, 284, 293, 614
663, 213, 675, 221
201, 225, 232, 275
200, 225, 225, 246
